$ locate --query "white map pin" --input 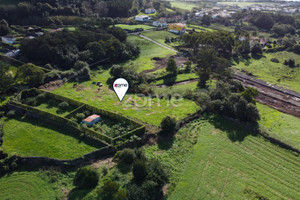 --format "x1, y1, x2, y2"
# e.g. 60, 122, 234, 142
113, 78, 129, 102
